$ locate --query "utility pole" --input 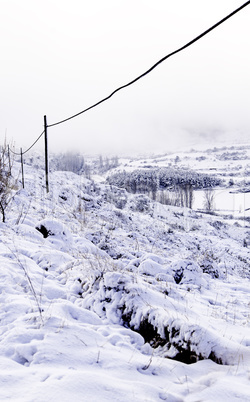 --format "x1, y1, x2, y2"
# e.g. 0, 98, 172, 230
7, 145, 11, 174
20, 148, 24, 188
44, 115, 49, 193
